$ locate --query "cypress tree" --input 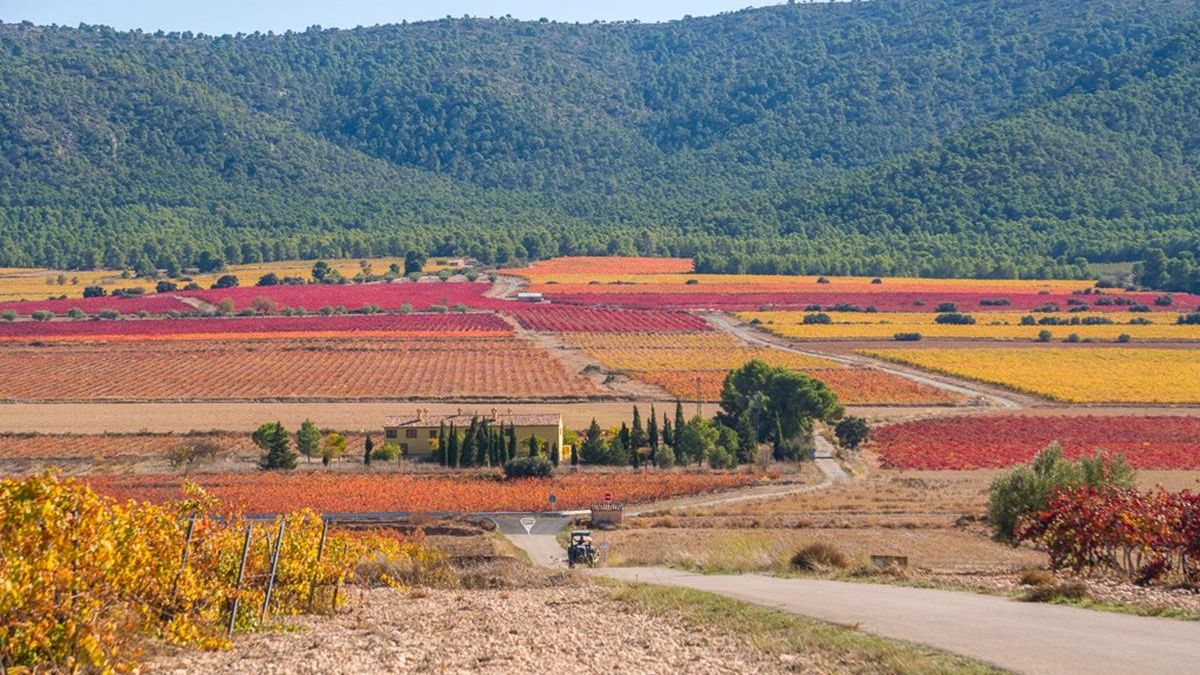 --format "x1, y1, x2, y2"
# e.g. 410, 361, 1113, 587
662, 415, 672, 449
631, 406, 645, 448
618, 422, 630, 453
550, 442, 560, 467
571, 444, 578, 466
447, 423, 459, 467
477, 421, 490, 467
462, 416, 478, 467
528, 434, 540, 457
673, 401, 685, 450
648, 405, 659, 465
364, 434, 373, 466
437, 422, 447, 465
508, 424, 518, 460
